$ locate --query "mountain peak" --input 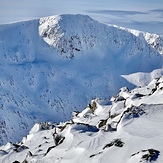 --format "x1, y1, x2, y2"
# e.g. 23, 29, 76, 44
39, 14, 101, 58
39, 14, 162, 59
